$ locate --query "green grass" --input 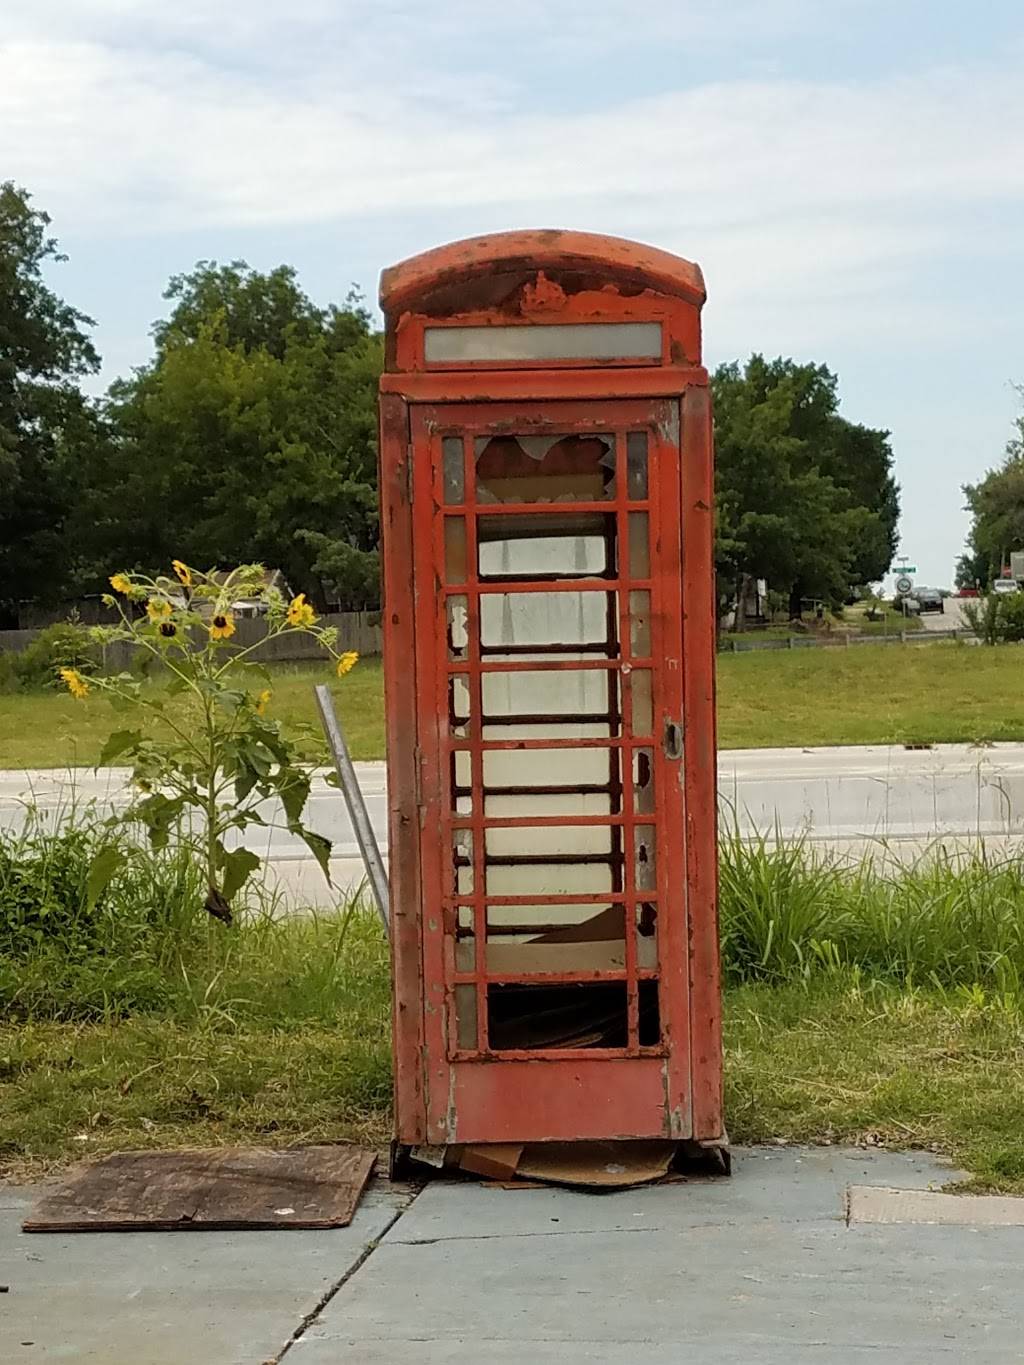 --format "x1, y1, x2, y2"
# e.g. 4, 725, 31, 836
5, 979, 1023, 1191
5, 817, 1024, 1188
726, 981, 1024, 1192
0, 659, 385, 769
5, 640, 1024, 767
716, 639, 1024, 749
